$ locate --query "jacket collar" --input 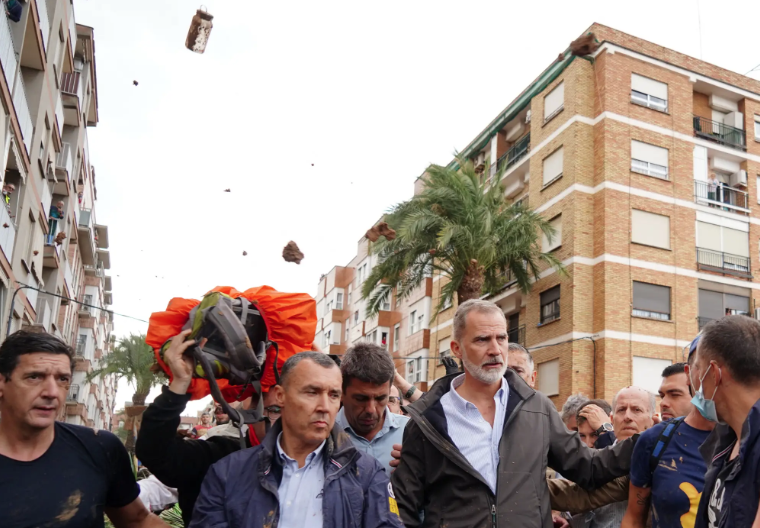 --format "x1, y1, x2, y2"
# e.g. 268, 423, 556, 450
259, 419, 359, 478
699, 396, 760, 467
407, 368, 535, 416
